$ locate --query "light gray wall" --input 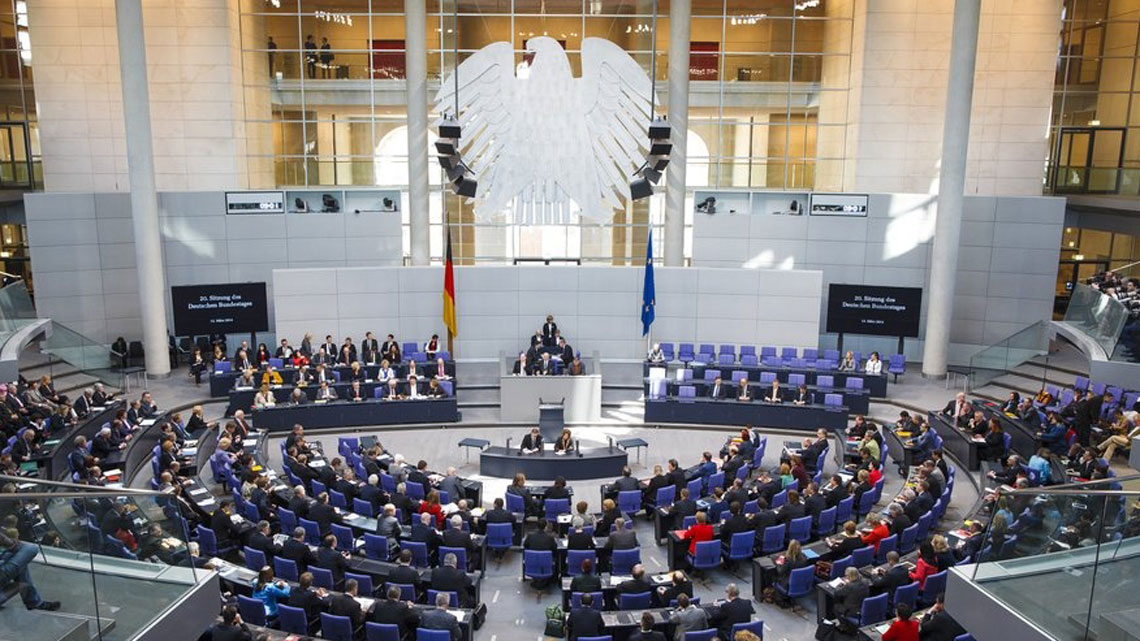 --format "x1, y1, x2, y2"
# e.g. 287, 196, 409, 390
692, 193, 1066, 362
24, 191, 402, 343
272, 266, 824, 360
